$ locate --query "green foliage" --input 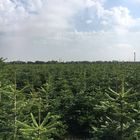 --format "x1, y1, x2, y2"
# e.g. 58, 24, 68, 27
0, 62, 140, 140
0, 57, 5, 69
17, 112, 63, 140
92, 82, 140, 140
